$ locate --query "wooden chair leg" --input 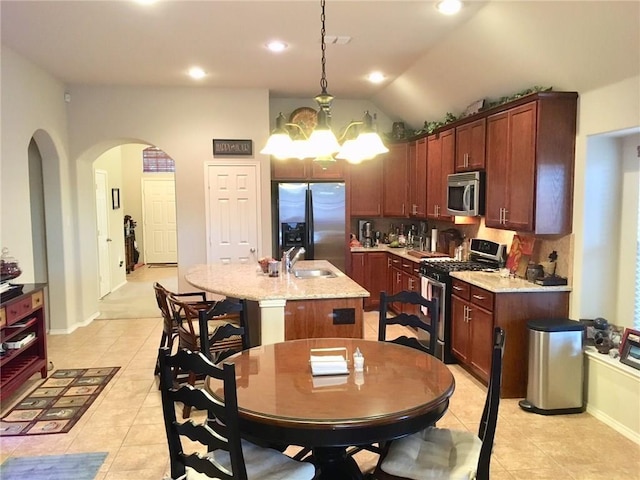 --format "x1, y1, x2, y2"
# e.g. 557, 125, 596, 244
154, 331, 169, 375
182, 371, 196, 418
